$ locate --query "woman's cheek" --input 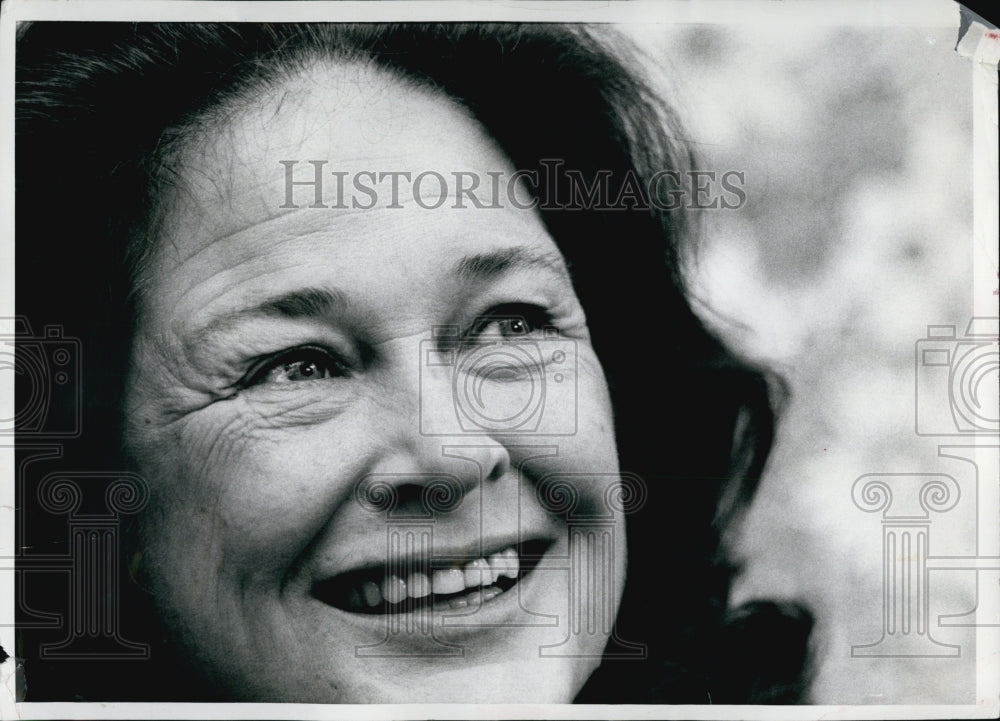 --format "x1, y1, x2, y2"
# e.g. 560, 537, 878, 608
536, 348, 621, 516
574, 350, 618, 447
139, 400, 370, 577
